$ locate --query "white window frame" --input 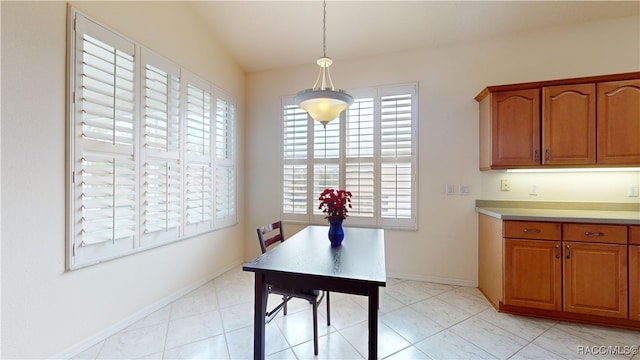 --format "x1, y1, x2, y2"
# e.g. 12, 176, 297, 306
67, 9, 237, 269
281, 83, 418, 230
